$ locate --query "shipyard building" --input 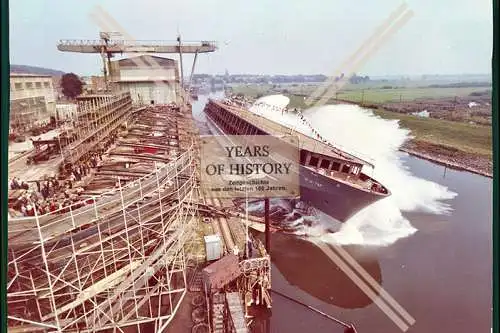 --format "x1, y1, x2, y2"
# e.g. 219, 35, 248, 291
110, 55, 181, 105
9, 73, 57, 131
